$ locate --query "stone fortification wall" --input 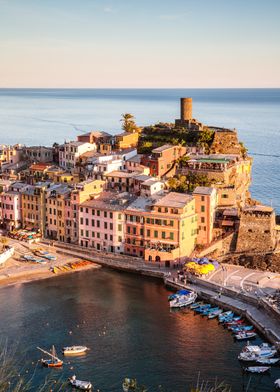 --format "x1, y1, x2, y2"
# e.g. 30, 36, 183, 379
210, 130, 242, 155
236, 208, 276, 253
